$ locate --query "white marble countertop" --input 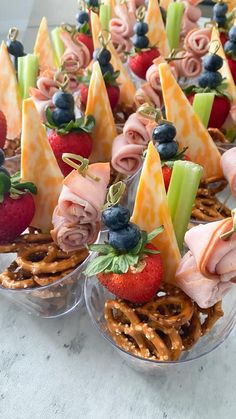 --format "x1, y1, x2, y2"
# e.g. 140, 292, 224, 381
0, 295, 235, 419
